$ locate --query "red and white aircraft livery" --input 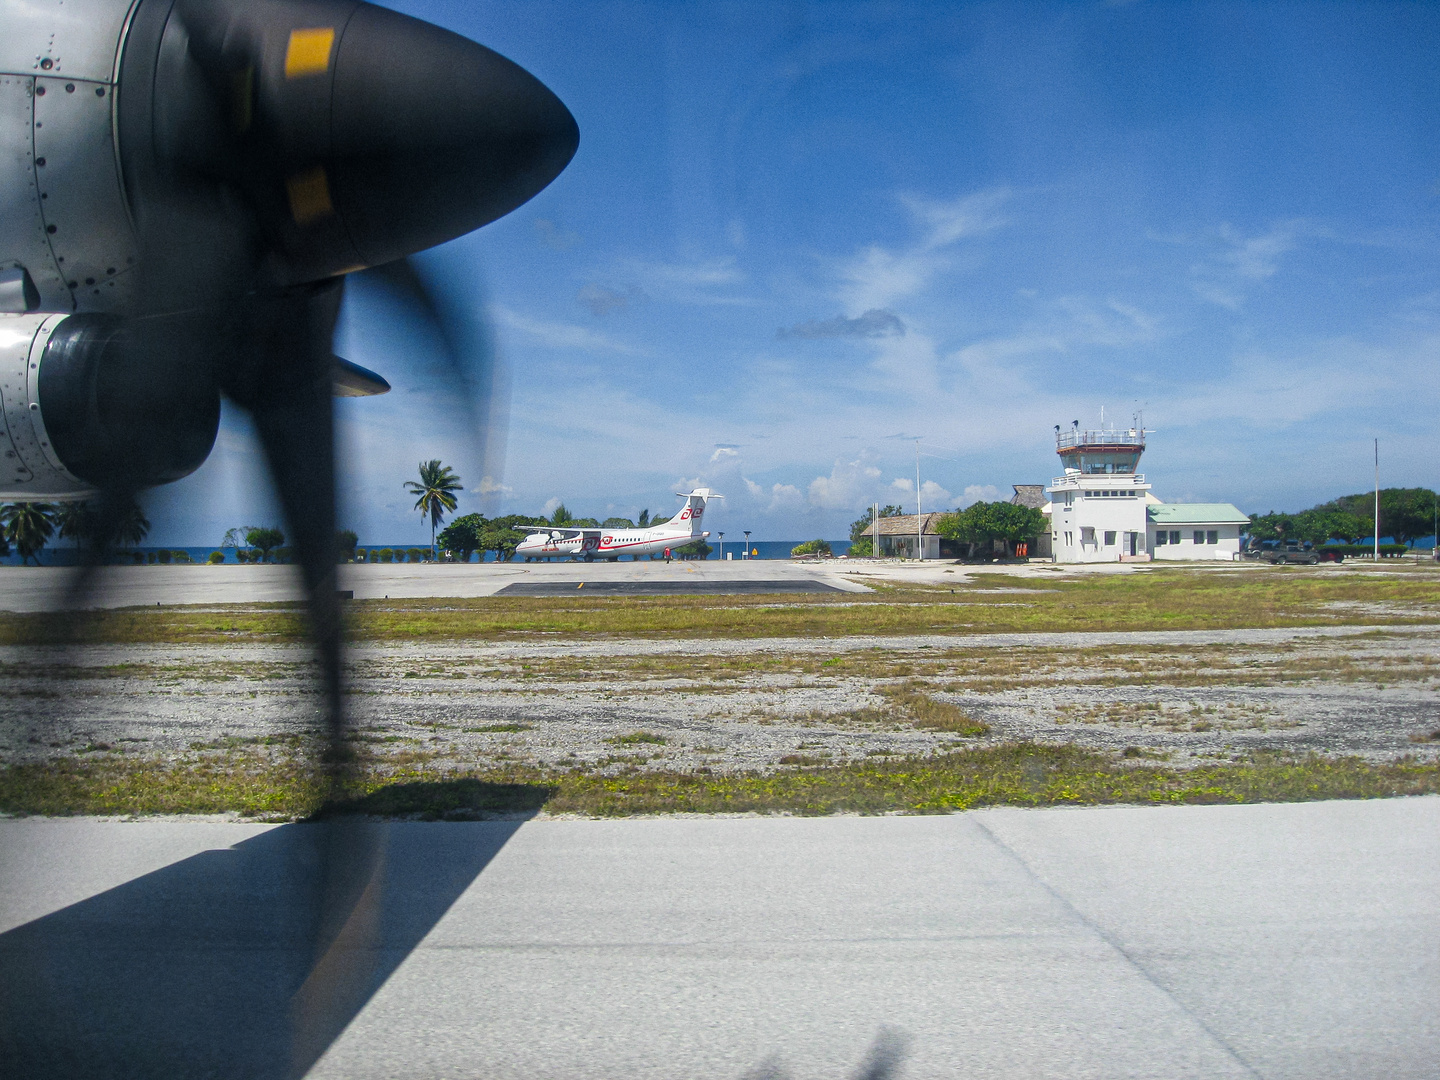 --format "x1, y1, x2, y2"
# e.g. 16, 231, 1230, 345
516, 489, 722, 562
